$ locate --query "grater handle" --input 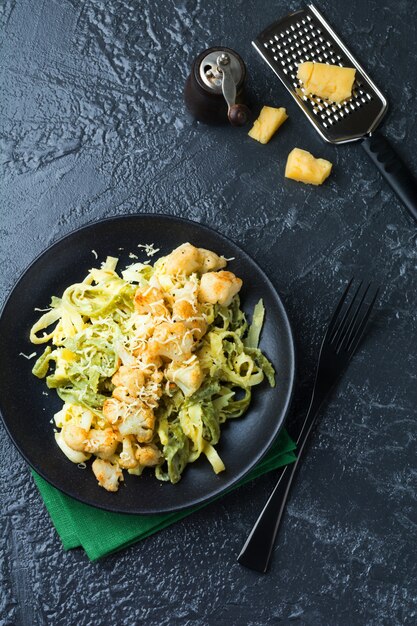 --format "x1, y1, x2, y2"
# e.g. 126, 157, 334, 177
362, 131, 417, 223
